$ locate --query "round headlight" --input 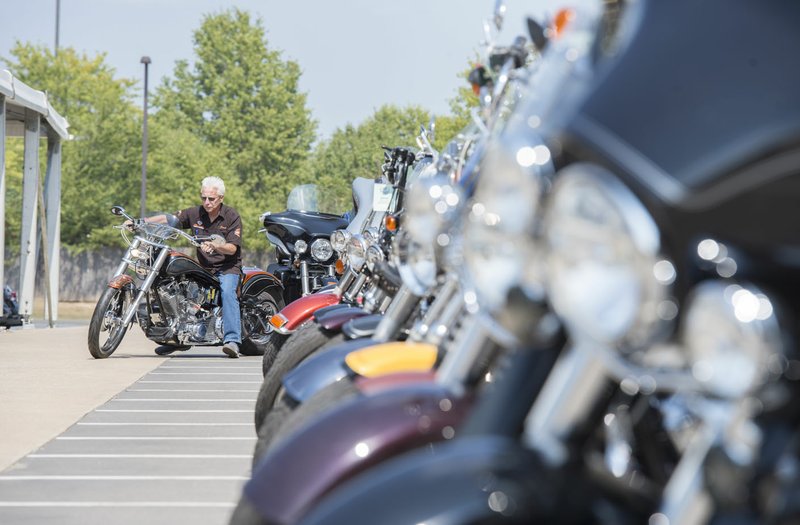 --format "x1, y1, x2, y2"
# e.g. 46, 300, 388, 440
294, 239, 308, 255
404, 174, 463, 248
363, 227, 381, 246
347, 234, 368, 271
462, 136, 547, 310
331, 229, 351, 253
543, 164, 676, 348
311, 238, 334, 262
394, 231, 437, 296
366, 244, 384, 272
684, 281, 785, 399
